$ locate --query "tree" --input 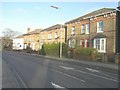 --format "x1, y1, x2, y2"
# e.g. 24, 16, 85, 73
2, 28, 20, 50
